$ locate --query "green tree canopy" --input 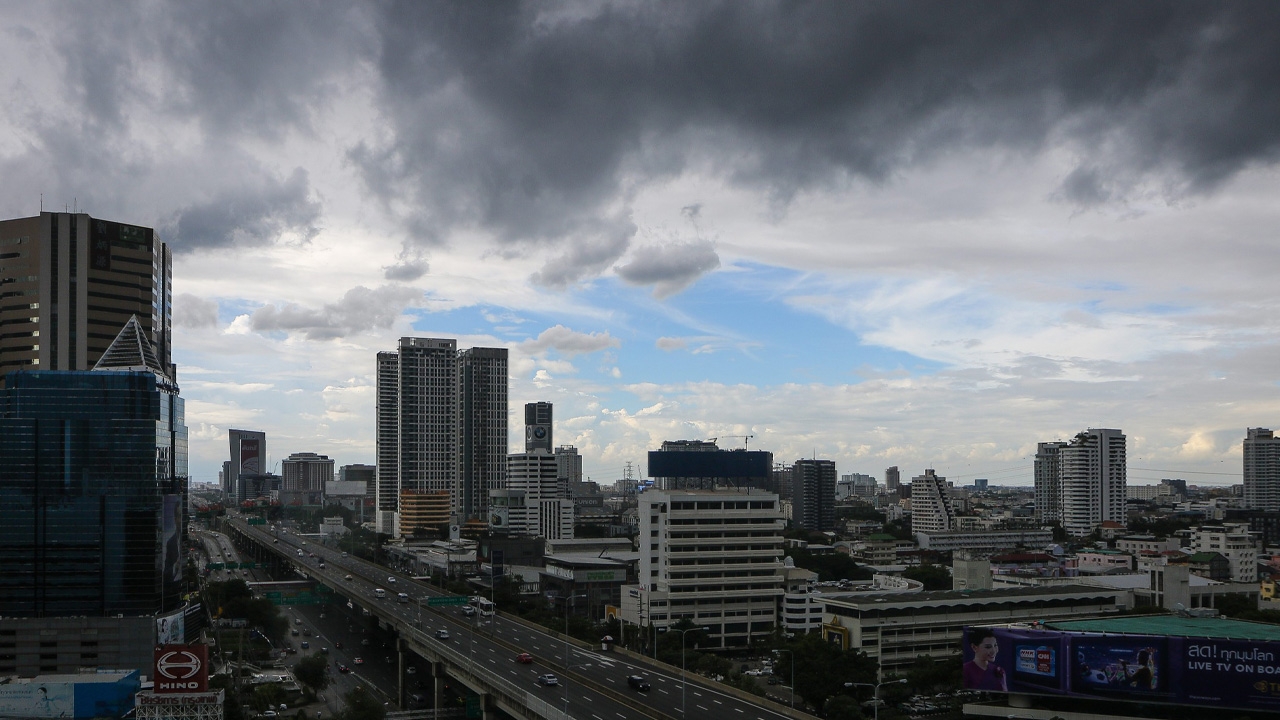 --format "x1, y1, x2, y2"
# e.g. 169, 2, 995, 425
339, 688, 387, 720
294, 655, 331, 693
902, 563, 951, 591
